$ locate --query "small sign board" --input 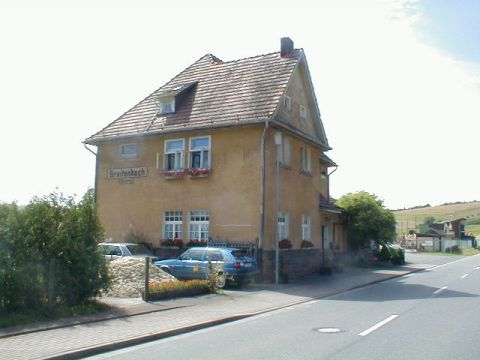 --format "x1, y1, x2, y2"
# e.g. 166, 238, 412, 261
425, 240, 433, 247
108, 167, 147, 179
